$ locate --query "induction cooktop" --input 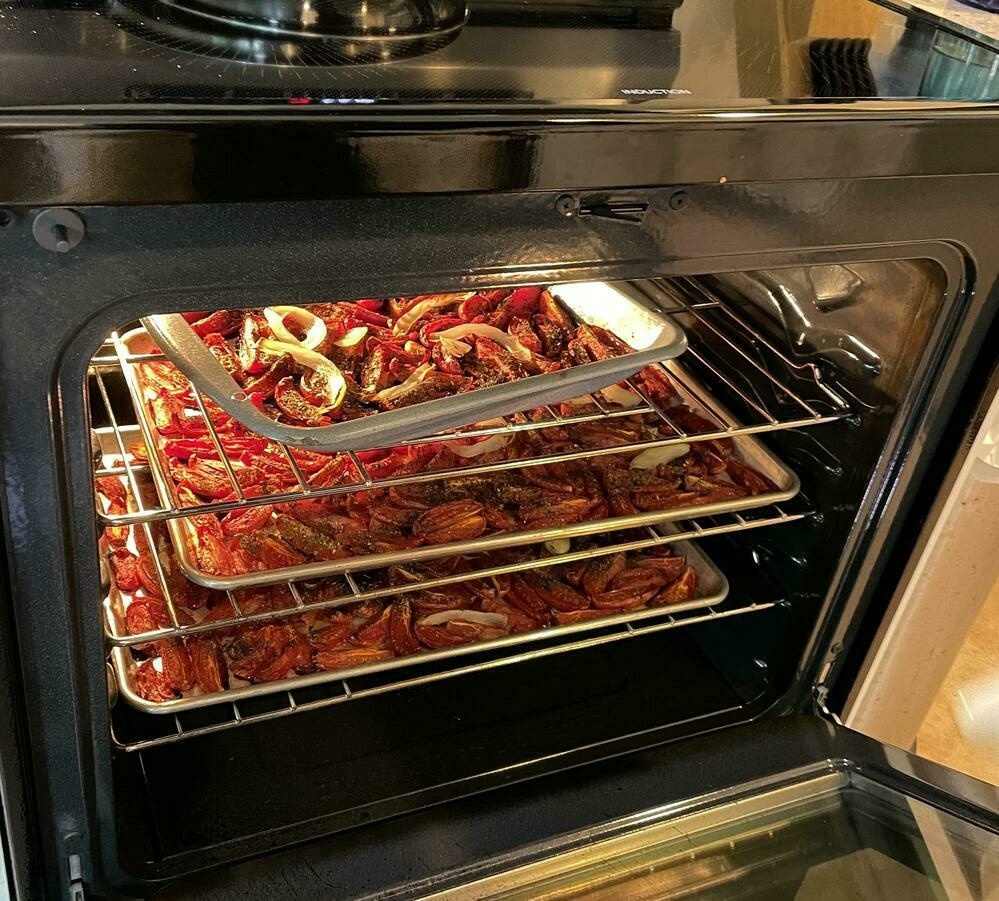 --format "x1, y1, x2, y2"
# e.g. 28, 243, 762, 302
0, 0, 995, 109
